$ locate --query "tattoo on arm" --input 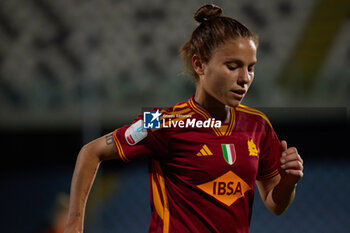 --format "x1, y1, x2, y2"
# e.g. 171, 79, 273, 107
105, 133, 113, 145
